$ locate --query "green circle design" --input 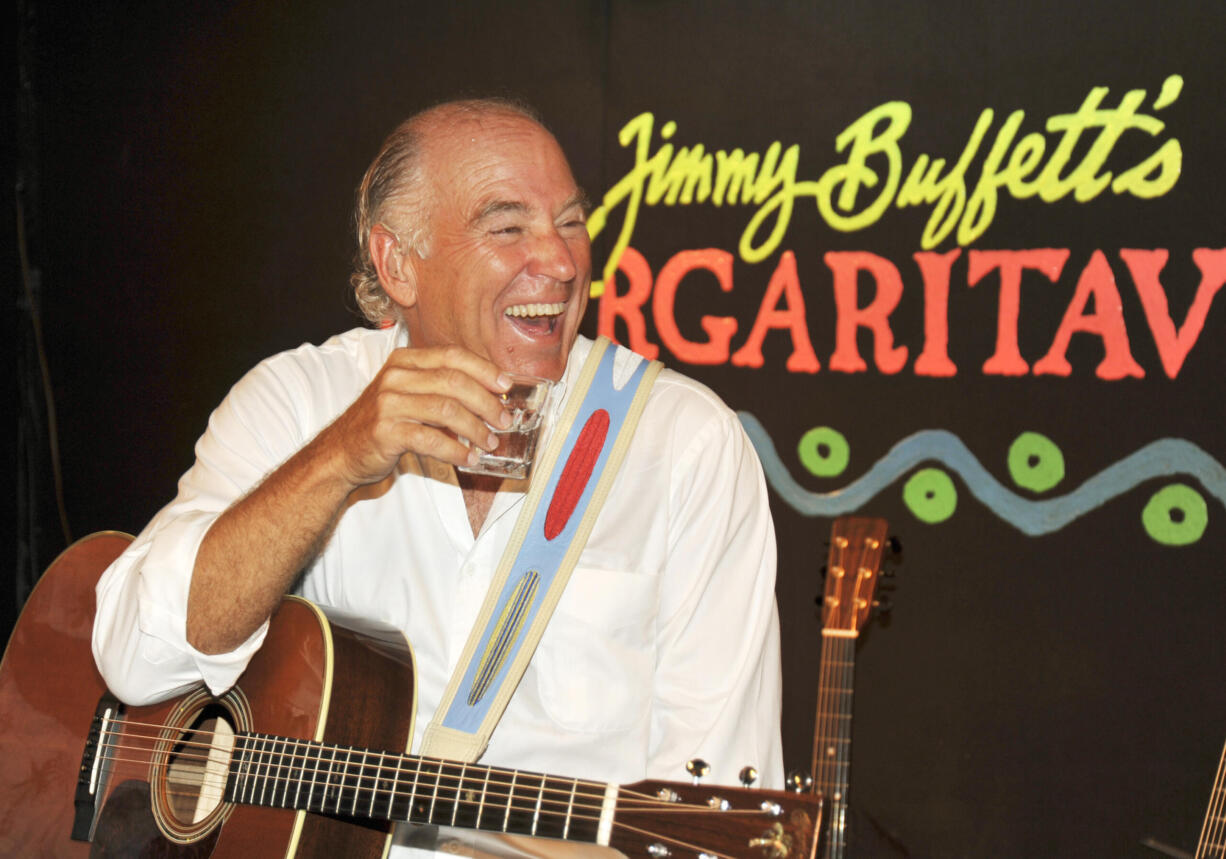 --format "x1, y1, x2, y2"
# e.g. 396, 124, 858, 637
1007, 432, 1066, 493
1141, 483, 1208, 546
903, 468, 957, 524
798, 427, 850, 477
